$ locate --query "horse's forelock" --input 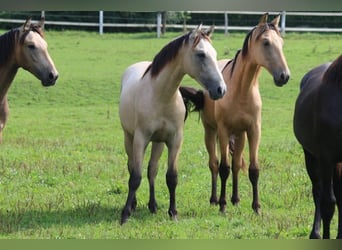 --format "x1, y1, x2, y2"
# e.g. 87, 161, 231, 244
192, 31, 211, 48
19, 24, 44, 45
